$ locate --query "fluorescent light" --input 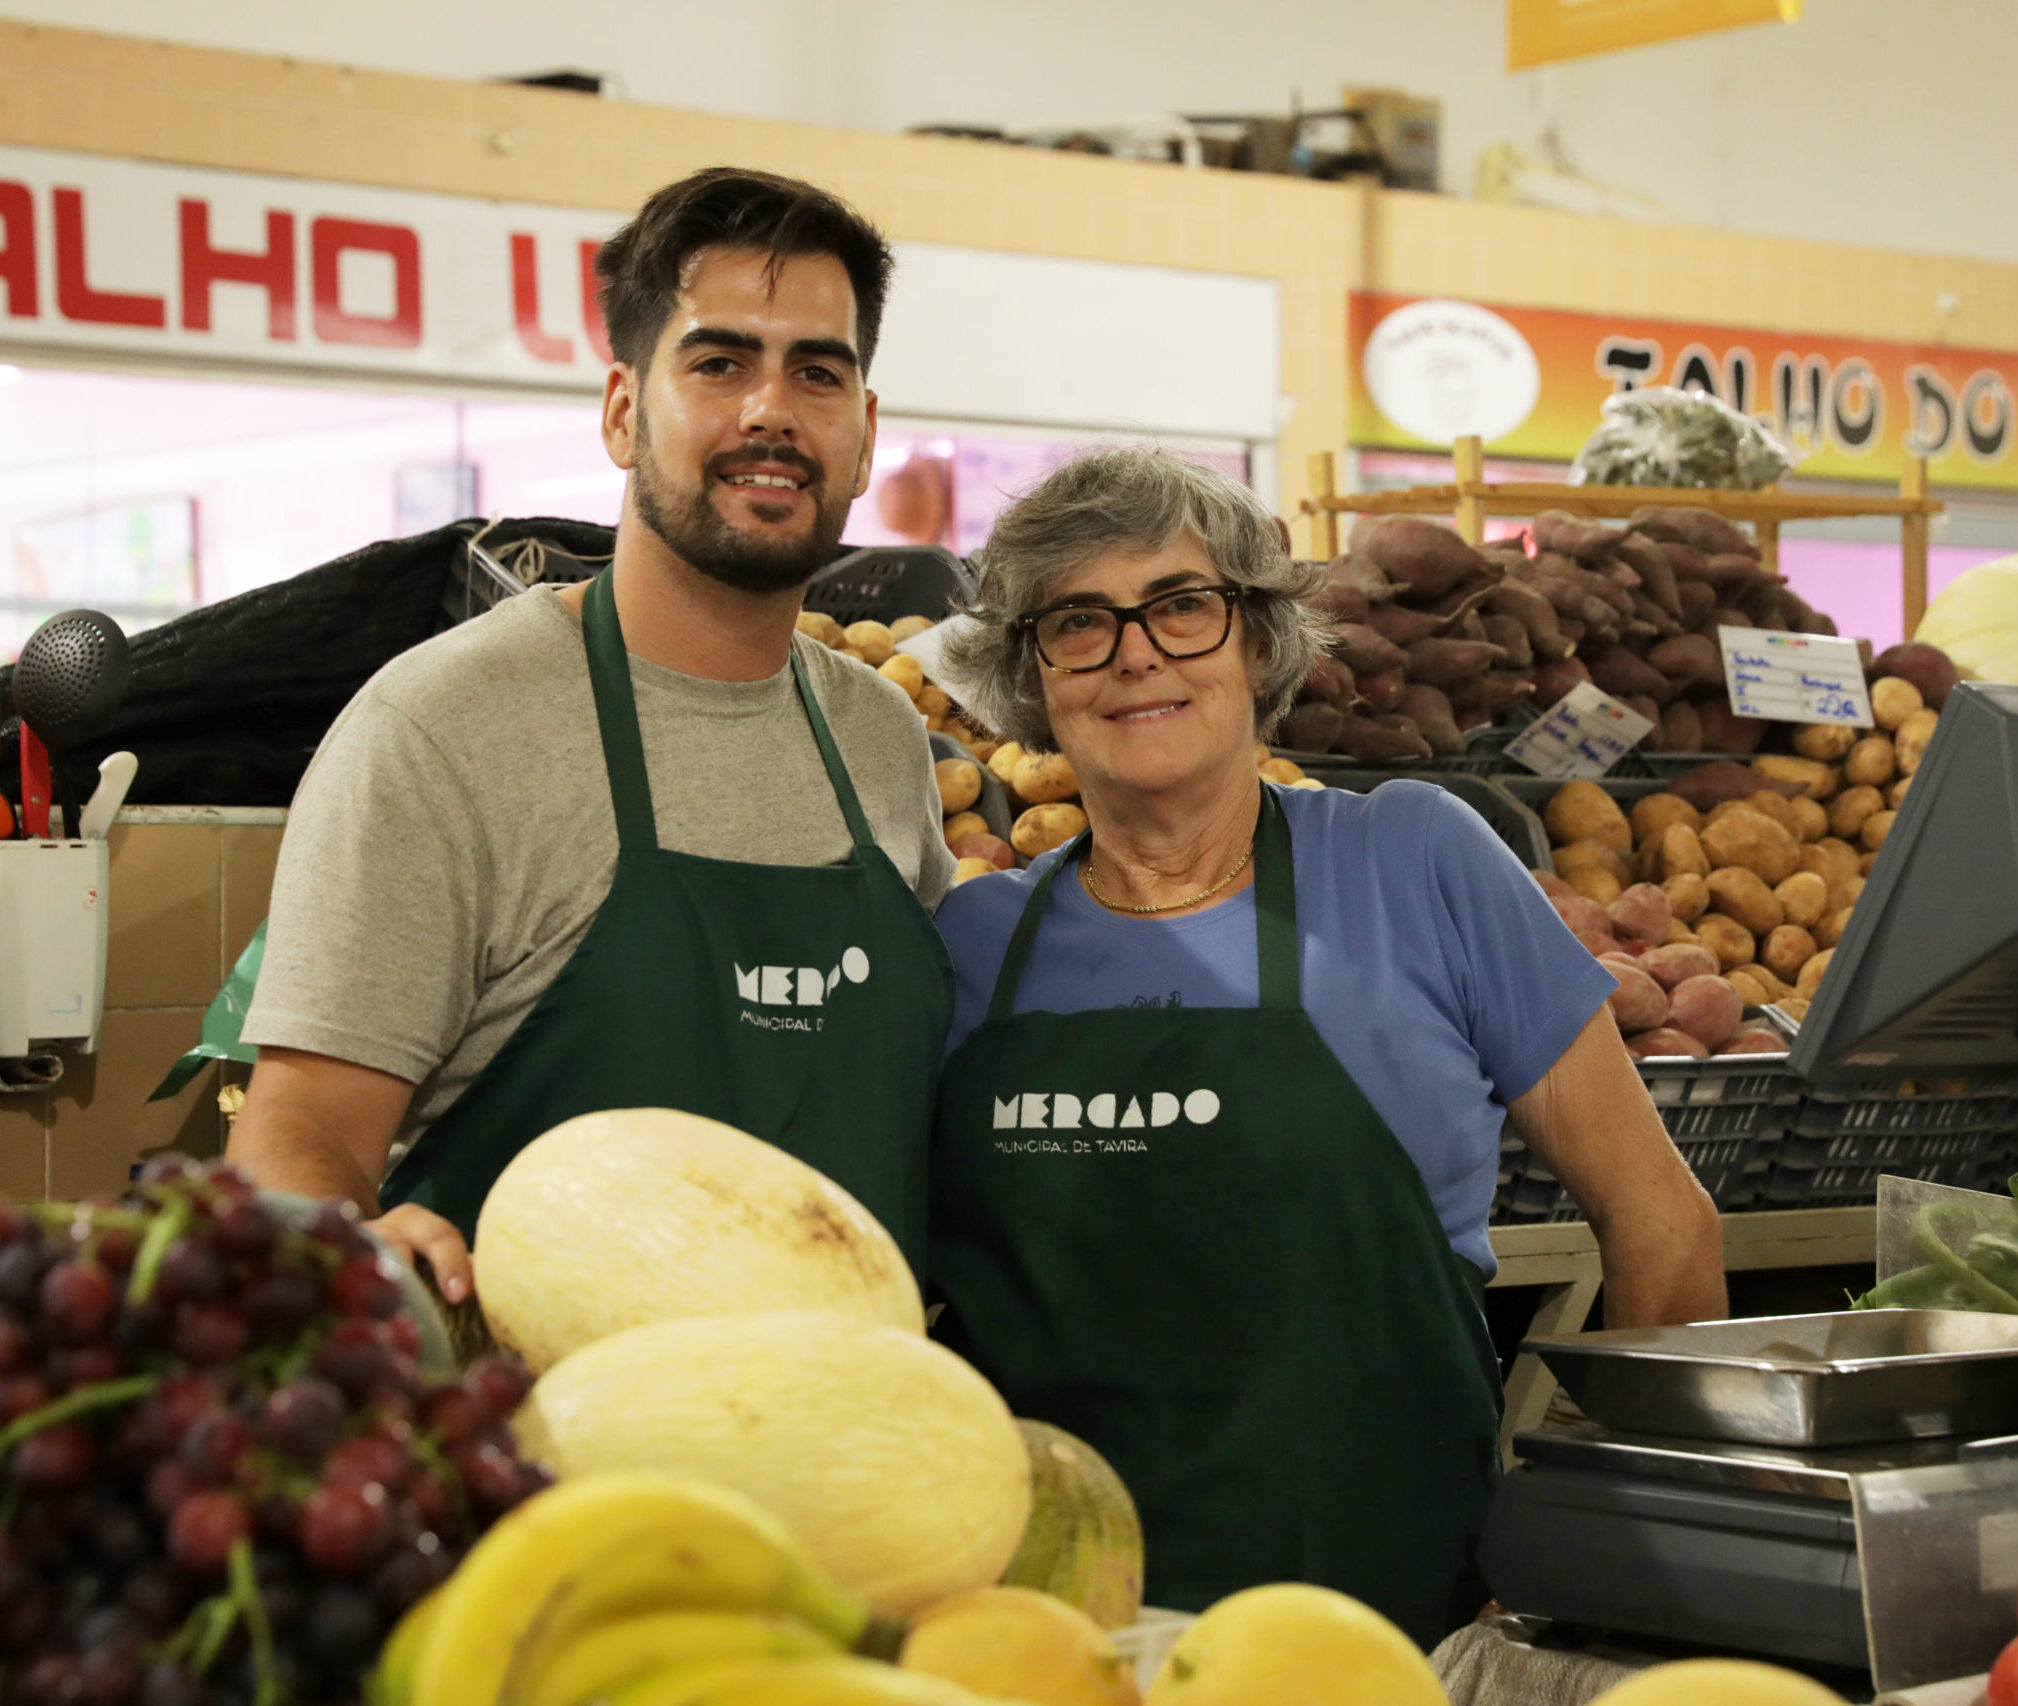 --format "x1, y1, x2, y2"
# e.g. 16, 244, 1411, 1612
0, 367, 21, 385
